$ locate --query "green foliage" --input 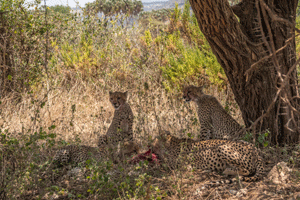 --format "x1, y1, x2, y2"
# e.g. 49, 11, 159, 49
1, 0, 48, 93
139, 8, 172, 22
85, 0, 143, 16
59, 34, 98, 71
160, 2, 226, 91
49, 5, 71, 15
0, 124, 57, 198
143, 29, 153, 47
161, 31, 204, 90
171, 3, 181, 24
0, 126, 155, 199
242, 130, 269, 147
1, 0, 228, 95
0, 0, 80, 94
